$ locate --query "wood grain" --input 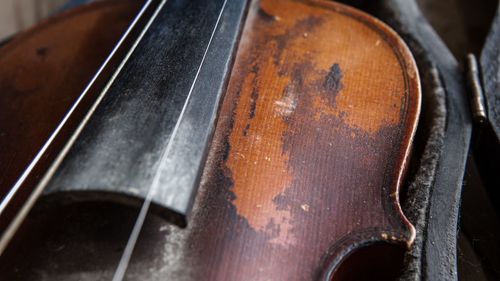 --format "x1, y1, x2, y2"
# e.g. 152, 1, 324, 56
147, 0, 421, 280
0, 0, 421, 279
